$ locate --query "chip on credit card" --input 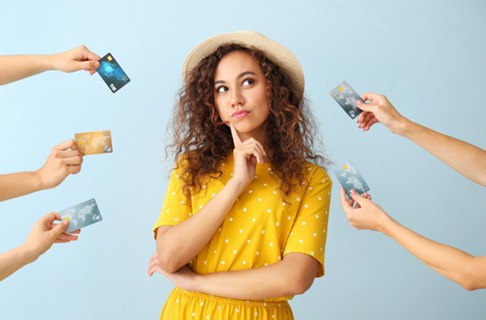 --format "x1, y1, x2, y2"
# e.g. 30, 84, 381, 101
59, 198, 103, 233
74, 130, 112, 155
330, 80, 364, 119
96, 52, 130, 93
334, 162, 370, 198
